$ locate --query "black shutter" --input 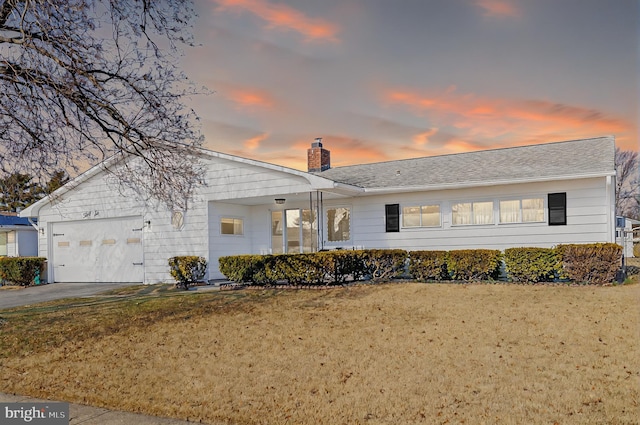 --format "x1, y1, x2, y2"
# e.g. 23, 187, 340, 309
548, 193, 567, 226
385, 204, 400, 232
